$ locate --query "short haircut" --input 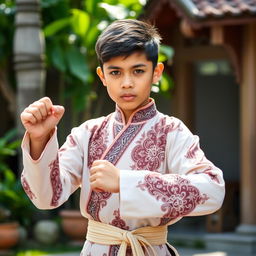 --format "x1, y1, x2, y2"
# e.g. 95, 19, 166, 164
95, 19, 161, 69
